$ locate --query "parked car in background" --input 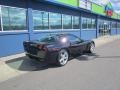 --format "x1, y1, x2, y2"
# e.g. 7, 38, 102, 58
23, 34, 95, 66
